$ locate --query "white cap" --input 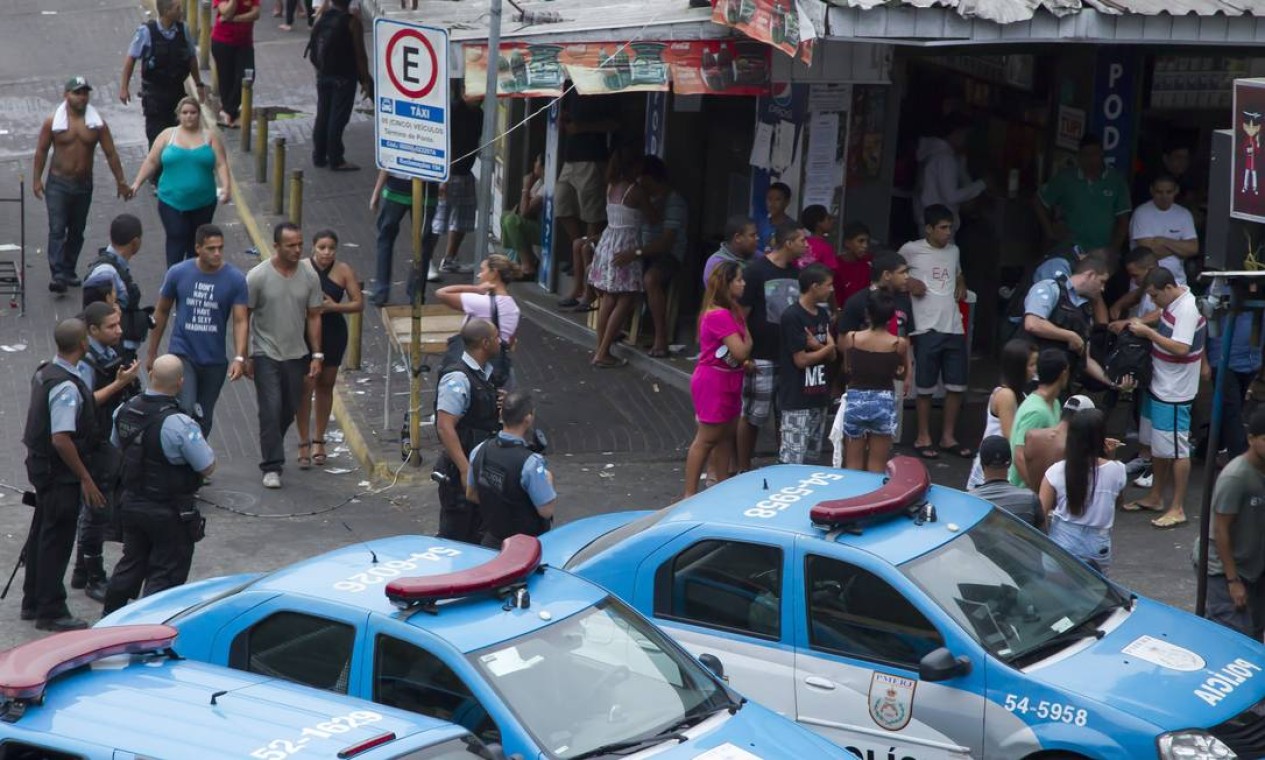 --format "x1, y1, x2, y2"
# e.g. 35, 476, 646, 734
1064, 394, 1096, 413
